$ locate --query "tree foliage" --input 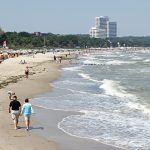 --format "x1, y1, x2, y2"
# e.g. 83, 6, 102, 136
0, 27, 4, 35
0, 31, 150, 49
